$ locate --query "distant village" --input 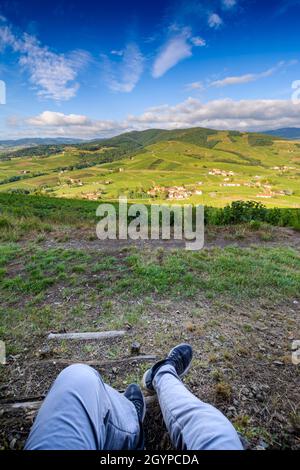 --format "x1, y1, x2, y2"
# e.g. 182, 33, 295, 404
30, 164, 295, 202
147, 184, 203, 200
